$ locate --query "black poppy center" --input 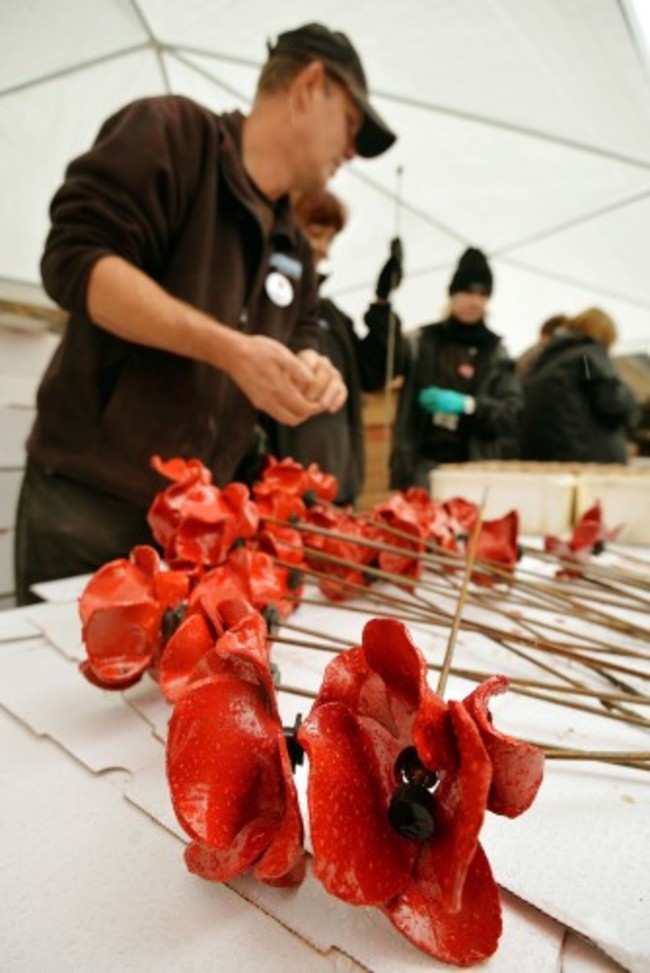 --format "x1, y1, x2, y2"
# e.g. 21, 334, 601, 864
283, 713, 304, 772
388, 746, 439, 841
161, 602, 187, 644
